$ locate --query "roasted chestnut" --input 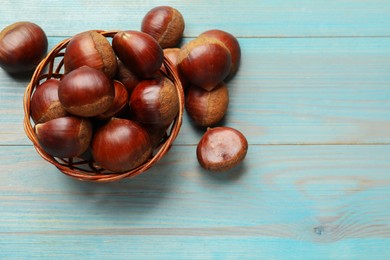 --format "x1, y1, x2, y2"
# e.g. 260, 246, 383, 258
130, 76, 179, 126
58, 66, 114, 117
197, 127, 248, 171
112, 30, 163, 78
64, 30, 118, 78
35, 116, 93, 158
91, 118, 152, 172
141, 6, 185, 48
31, 78, 68, 123
0, 21, 47, 74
